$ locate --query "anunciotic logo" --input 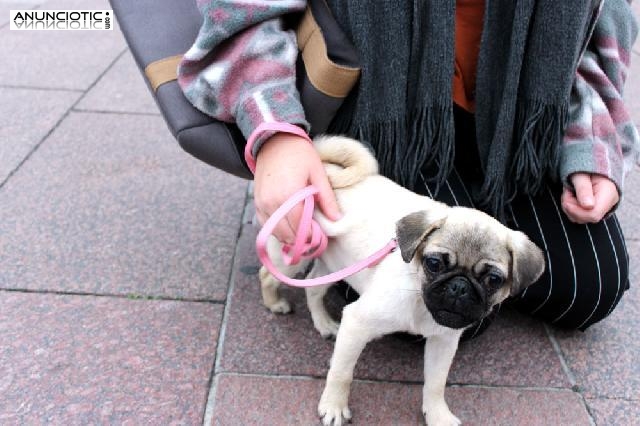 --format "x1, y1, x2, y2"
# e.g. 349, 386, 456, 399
10, 10, 113, 30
